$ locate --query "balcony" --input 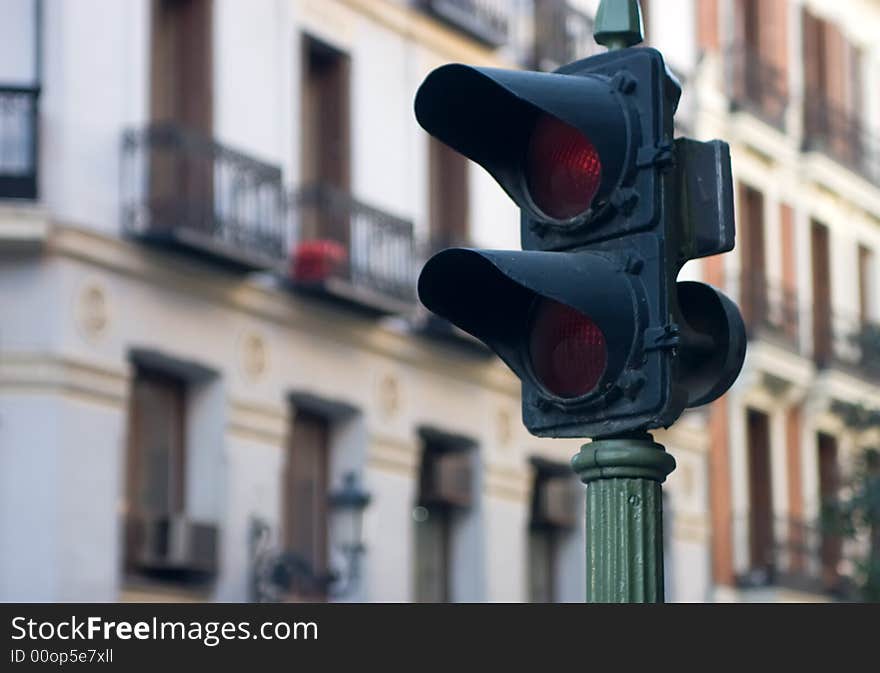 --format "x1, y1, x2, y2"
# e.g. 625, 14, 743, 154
726, 46, 788, 131
814, 312, 880, 384
732, 514, 854, 600
532, 0, 599, 72
803, 94, 880, 186
121, 123, 286, 272
419, 0, 511, 48
0, 85, 39, 200
287, 184, 417, 316
737, 274, 801, 354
